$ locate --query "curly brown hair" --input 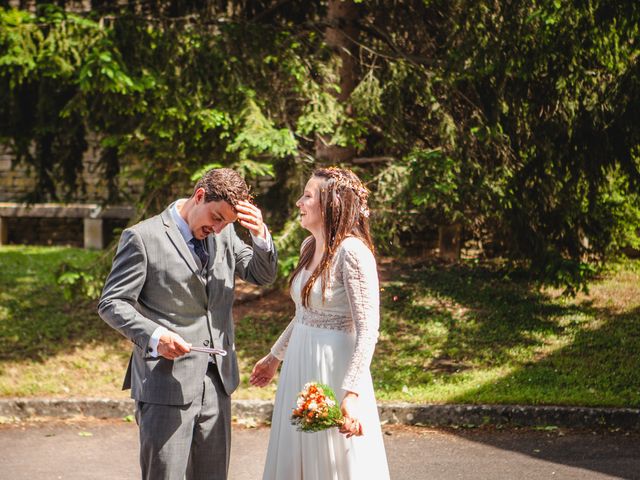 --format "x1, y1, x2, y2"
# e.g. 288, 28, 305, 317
291, 167, 374, 306
193, 168, 251, 208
